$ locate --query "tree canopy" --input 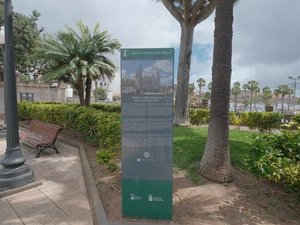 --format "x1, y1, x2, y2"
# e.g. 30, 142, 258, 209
0, 7, 43, 80
35, 20, 121, 107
